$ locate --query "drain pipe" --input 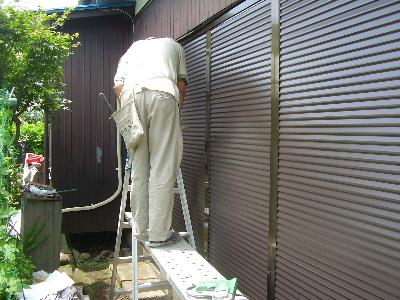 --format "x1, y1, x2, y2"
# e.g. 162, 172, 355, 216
62, 93, 123, 213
